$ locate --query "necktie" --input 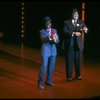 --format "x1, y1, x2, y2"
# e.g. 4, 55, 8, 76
74, 20, 77, 27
